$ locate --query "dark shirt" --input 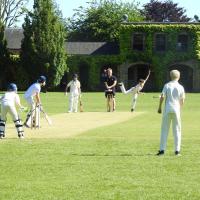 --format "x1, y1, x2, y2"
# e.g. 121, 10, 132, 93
101, 72, 107, 83
104, 75, 117, 91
